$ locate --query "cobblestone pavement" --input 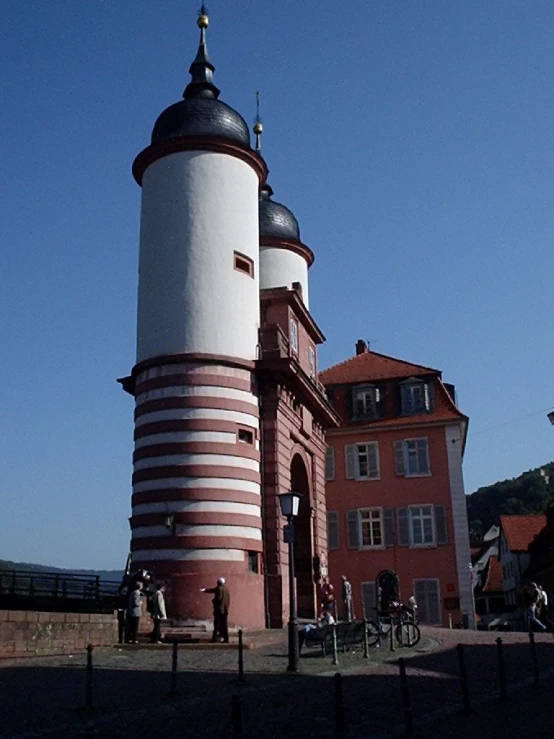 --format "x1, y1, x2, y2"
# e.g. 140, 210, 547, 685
0, 628, 553, 738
